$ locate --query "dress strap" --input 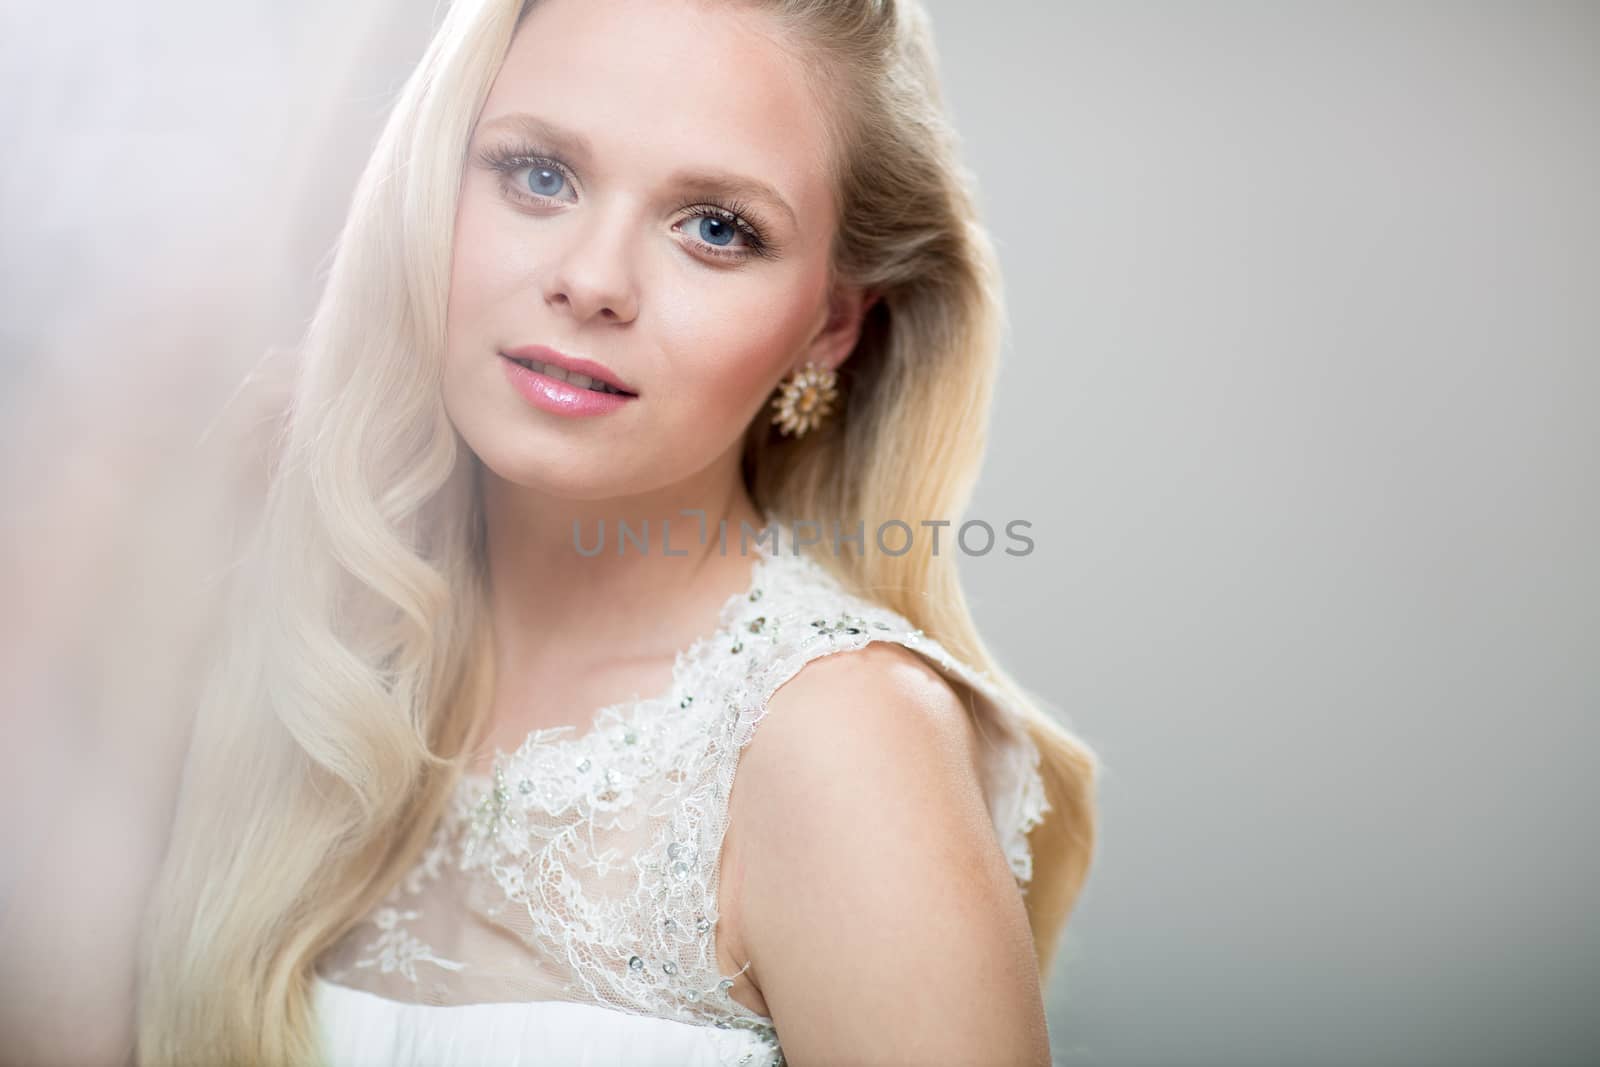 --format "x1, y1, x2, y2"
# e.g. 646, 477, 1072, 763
689, 546, 1050, 890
